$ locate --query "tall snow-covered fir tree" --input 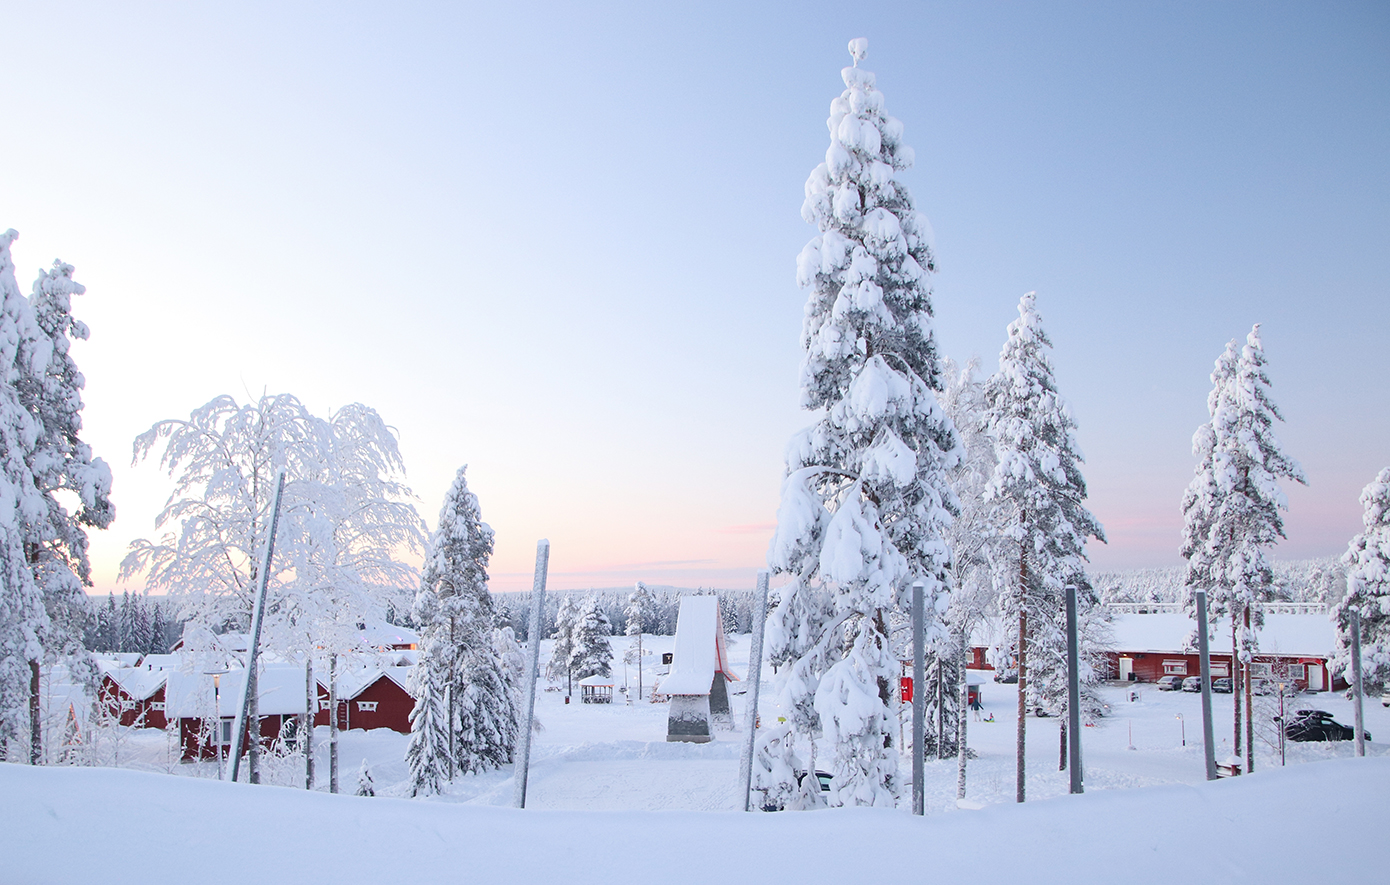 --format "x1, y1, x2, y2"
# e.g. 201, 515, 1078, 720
0, 230, 112, 763
1332, 468, 1390, 692
763, 38, 961, 808
1180, 326, 1304, 770
981, 291, 1104, 803
570, 596, 613, 681
546, 594, 580, 694
406, 466, 516, 796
